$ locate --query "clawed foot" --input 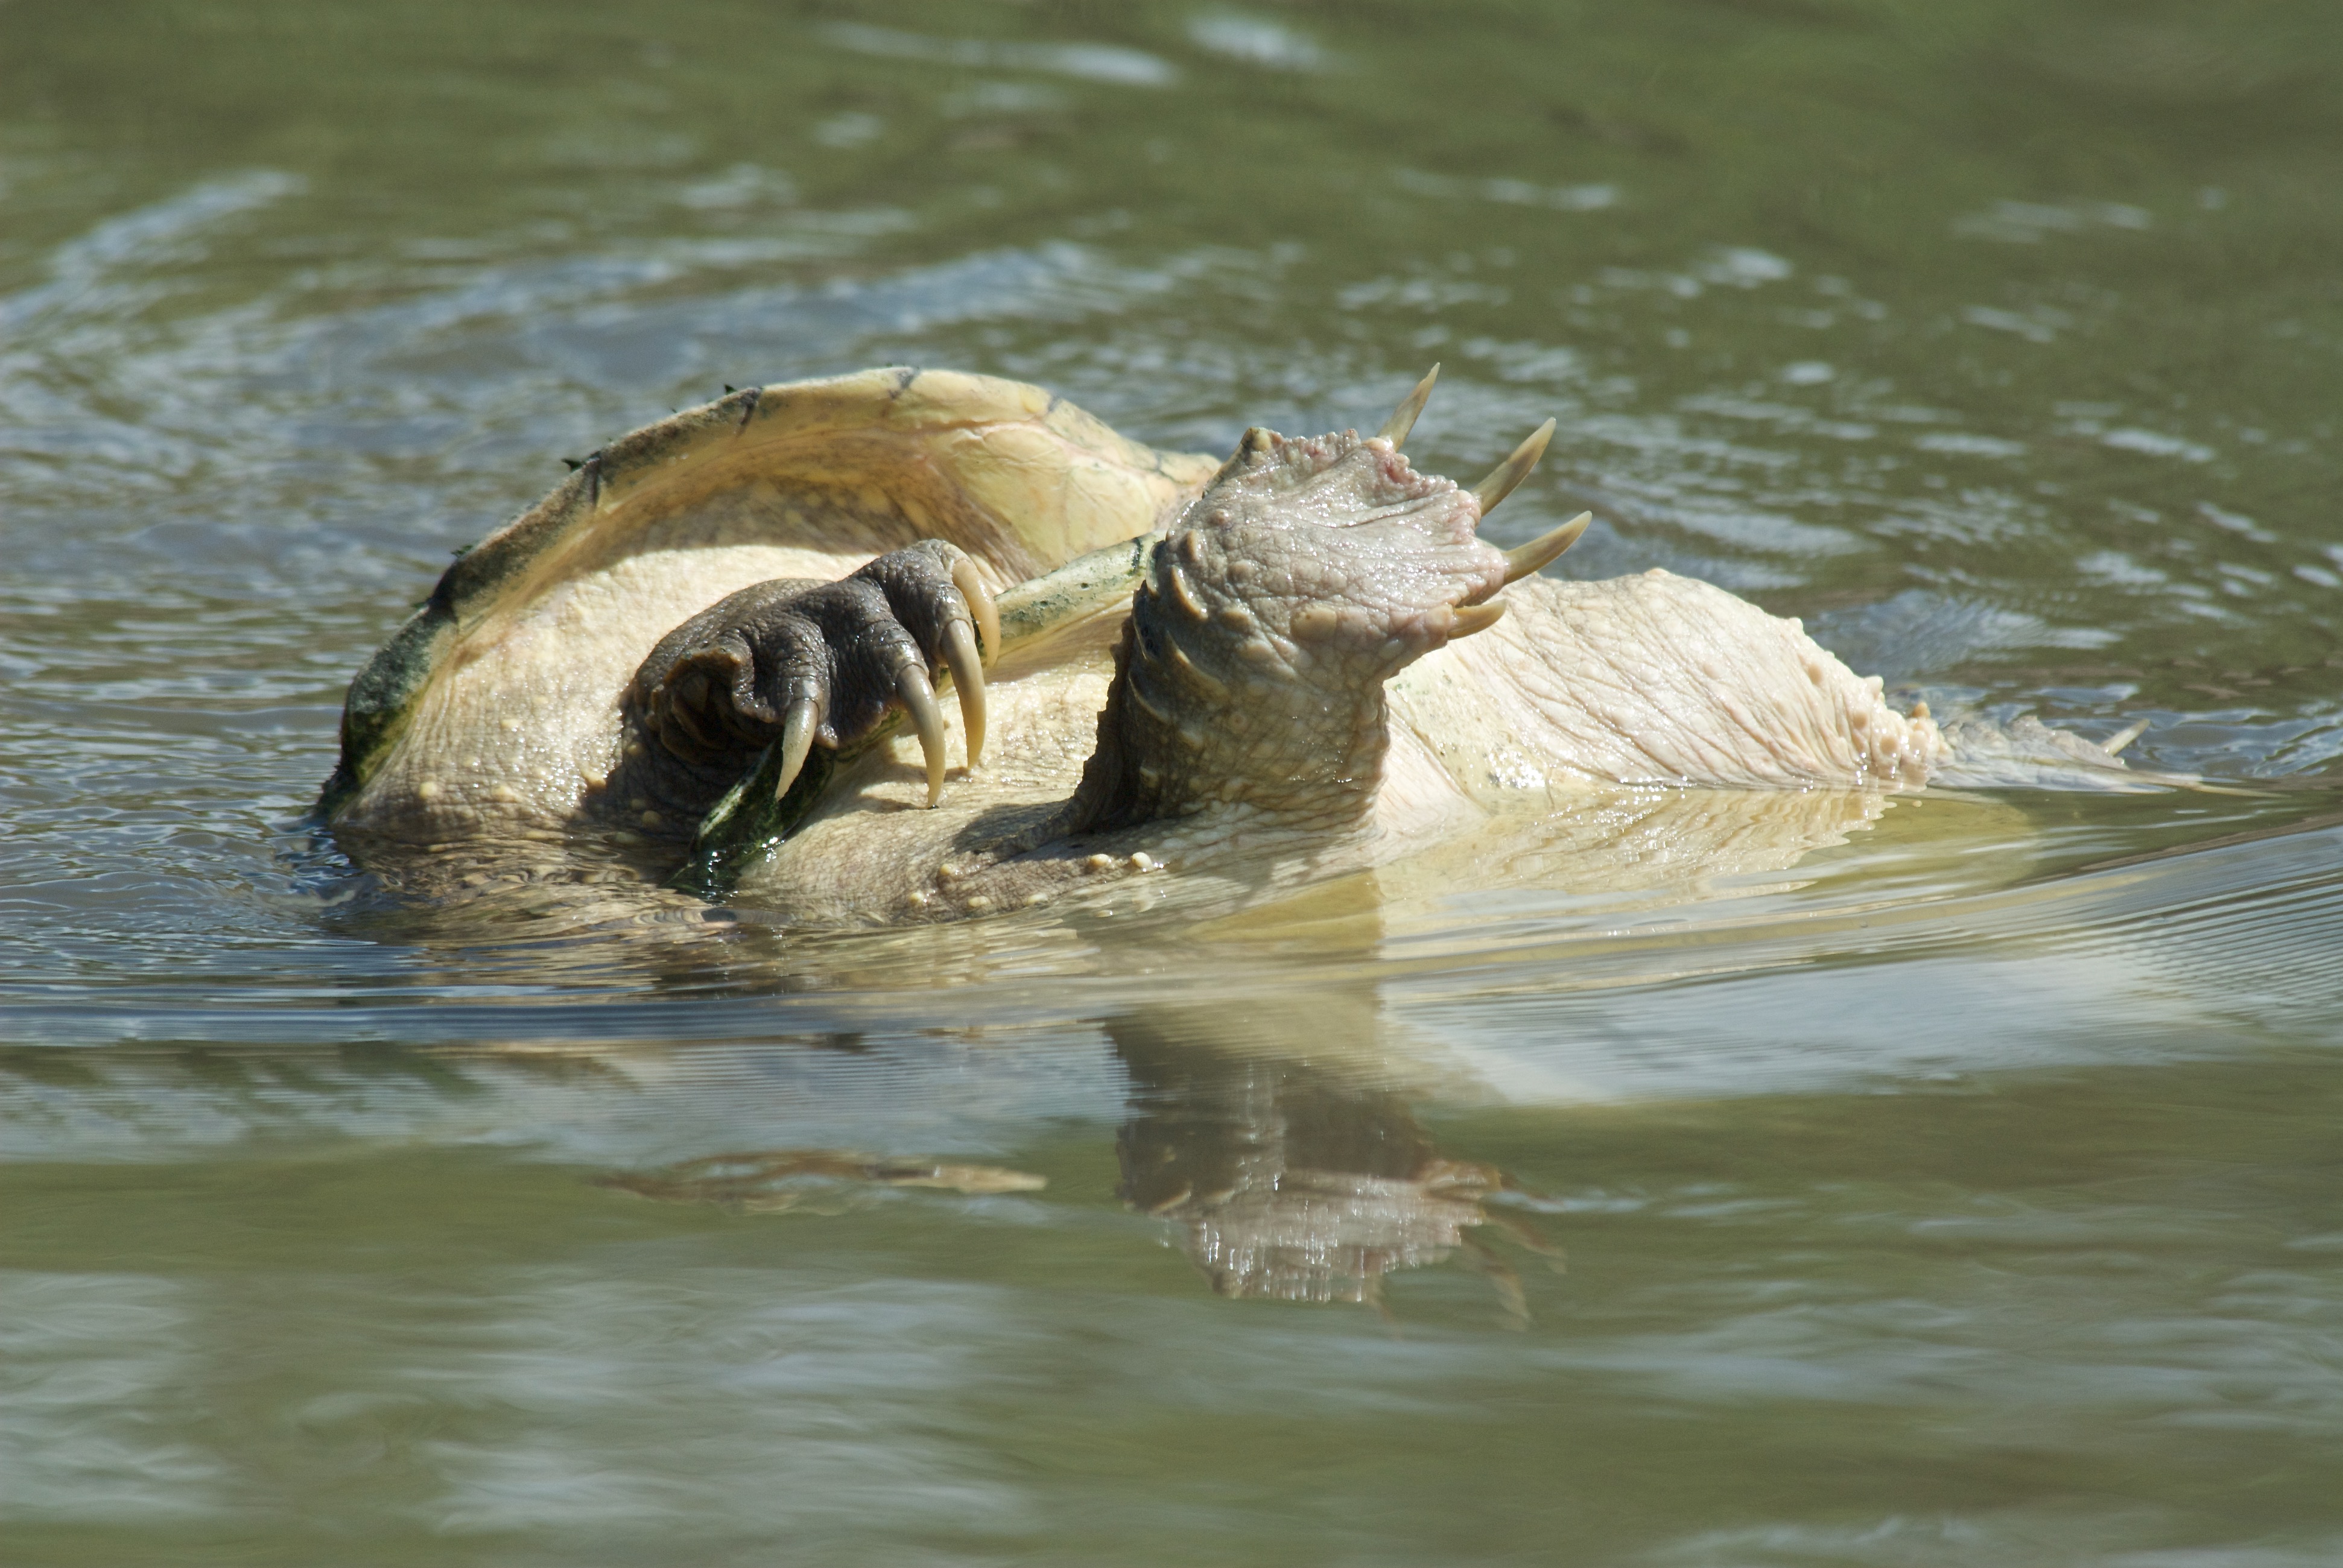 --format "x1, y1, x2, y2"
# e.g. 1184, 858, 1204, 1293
625, 540, 999, 810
